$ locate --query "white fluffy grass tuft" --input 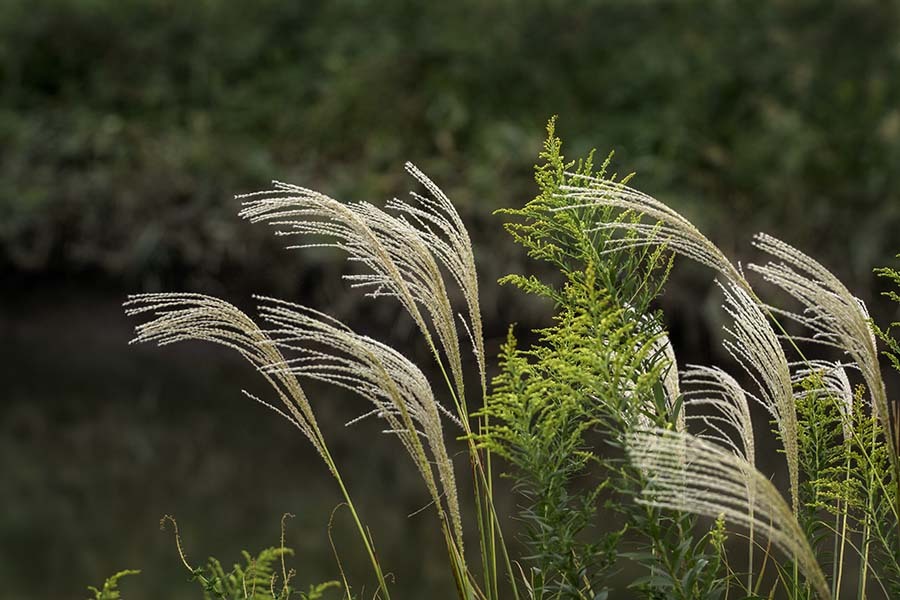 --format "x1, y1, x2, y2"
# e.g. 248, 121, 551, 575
750, 233, 894, 454
237, 166, 485, 419
257, 296, 465, 552
123, 293, 328, 462
627, 428, 830, 600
